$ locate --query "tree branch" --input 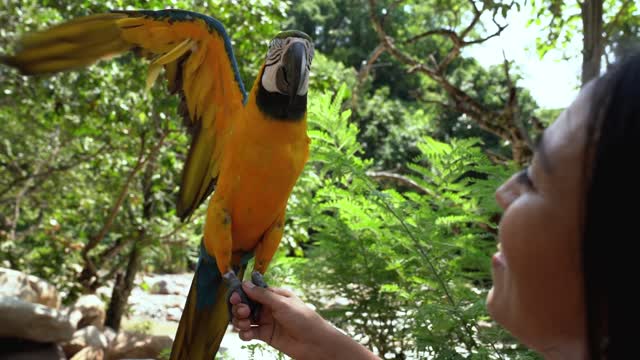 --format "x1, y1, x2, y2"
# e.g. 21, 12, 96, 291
409, 89, 458, 112
403, 29, 461, 46
82, 135, 147, 256
381, 0, 406, 26
368, 0, 501, 133
80, 129, 169, 287
603, 0, 633, 44
461, 0, 482, 38
9, 128, 61, 242
462, 19, 508, 46
486, 149, 510, 165
0, 142, 112, 198
367, 170, 431, 195
353, 44, 387, 107
367, 0, 532, 164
